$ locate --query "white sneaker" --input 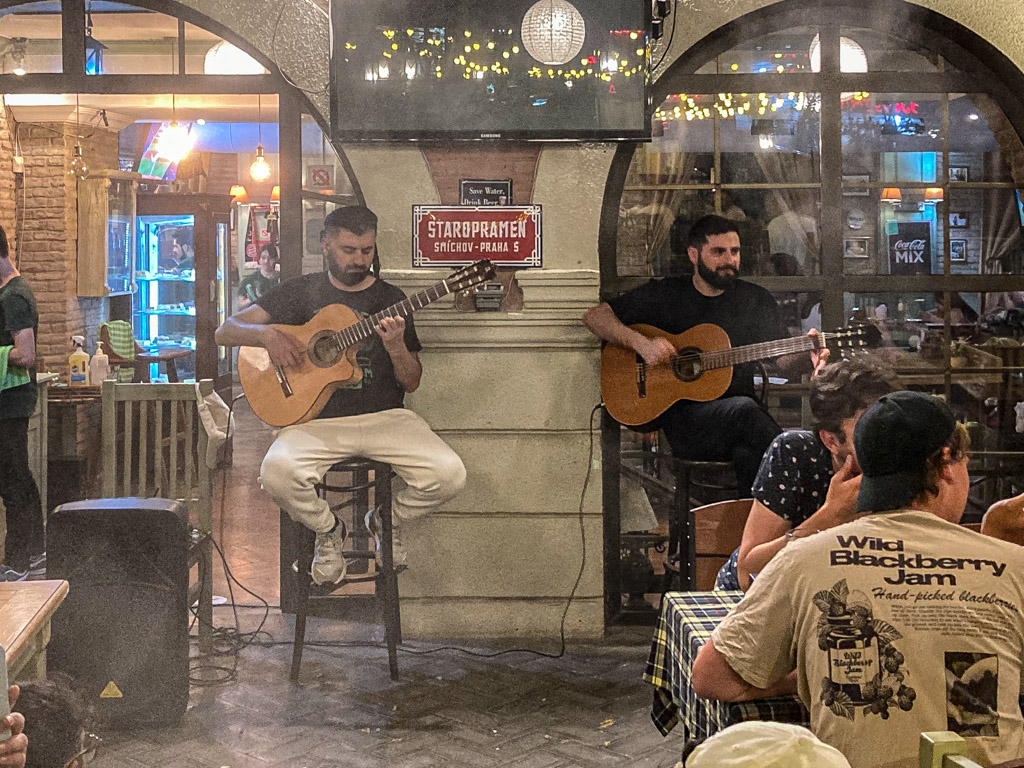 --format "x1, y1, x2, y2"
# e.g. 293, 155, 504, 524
364, 506, 407, 568
311, 519, 348, 586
